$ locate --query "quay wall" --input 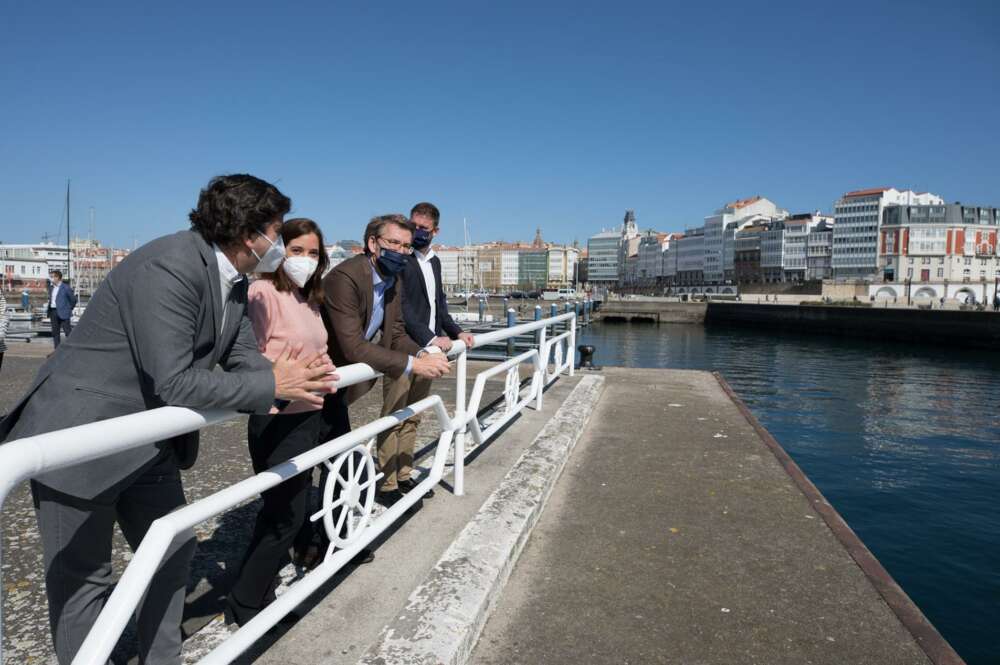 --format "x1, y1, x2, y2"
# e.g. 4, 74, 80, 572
593, 301, 707, 323
706, 302, 1000, 348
